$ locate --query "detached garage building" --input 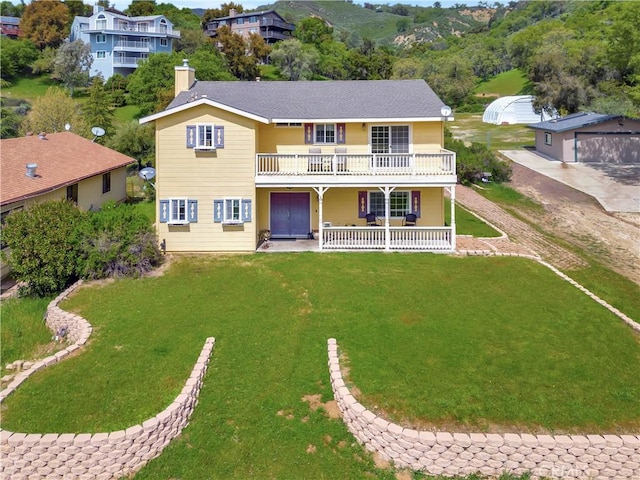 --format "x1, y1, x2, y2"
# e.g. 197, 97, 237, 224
529, 113, 640, 163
